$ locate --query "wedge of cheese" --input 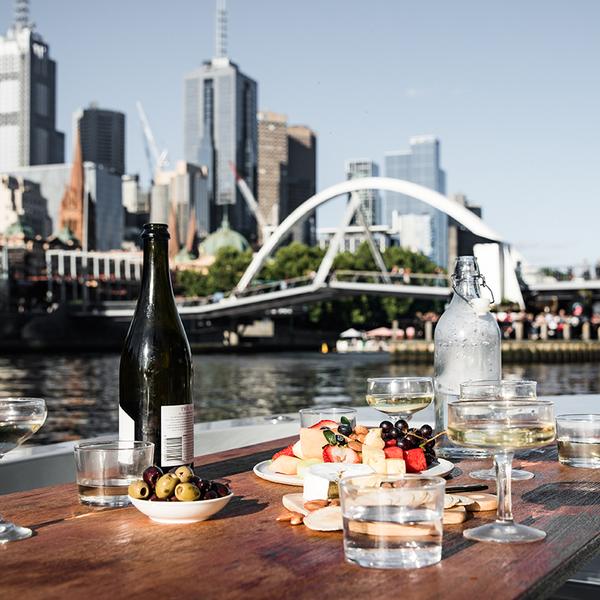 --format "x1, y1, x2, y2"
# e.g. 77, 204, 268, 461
303, 463, 374, 501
